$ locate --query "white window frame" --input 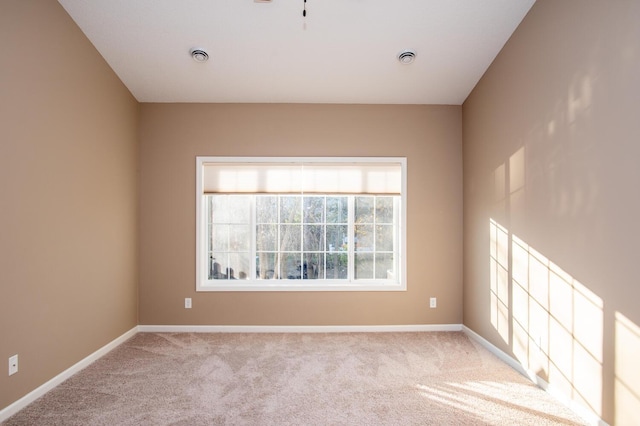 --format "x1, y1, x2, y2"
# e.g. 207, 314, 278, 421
196, 156, 407, 292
